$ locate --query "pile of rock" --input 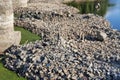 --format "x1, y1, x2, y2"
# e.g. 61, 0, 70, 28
4, 37, 120, 80
14, 2, 79, 18
3, 0, 120, 80
14, 7, 110, 43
